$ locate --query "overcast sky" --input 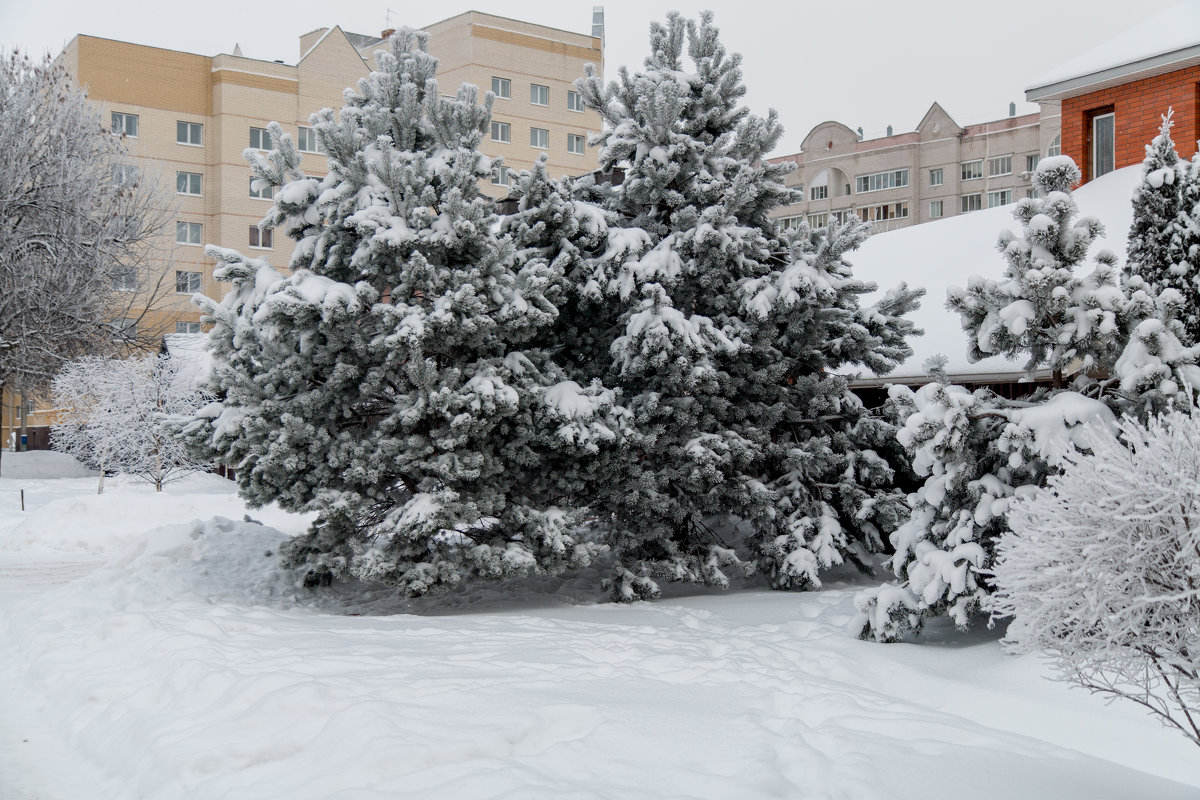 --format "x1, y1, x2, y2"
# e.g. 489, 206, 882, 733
2, 0, 1173, 156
